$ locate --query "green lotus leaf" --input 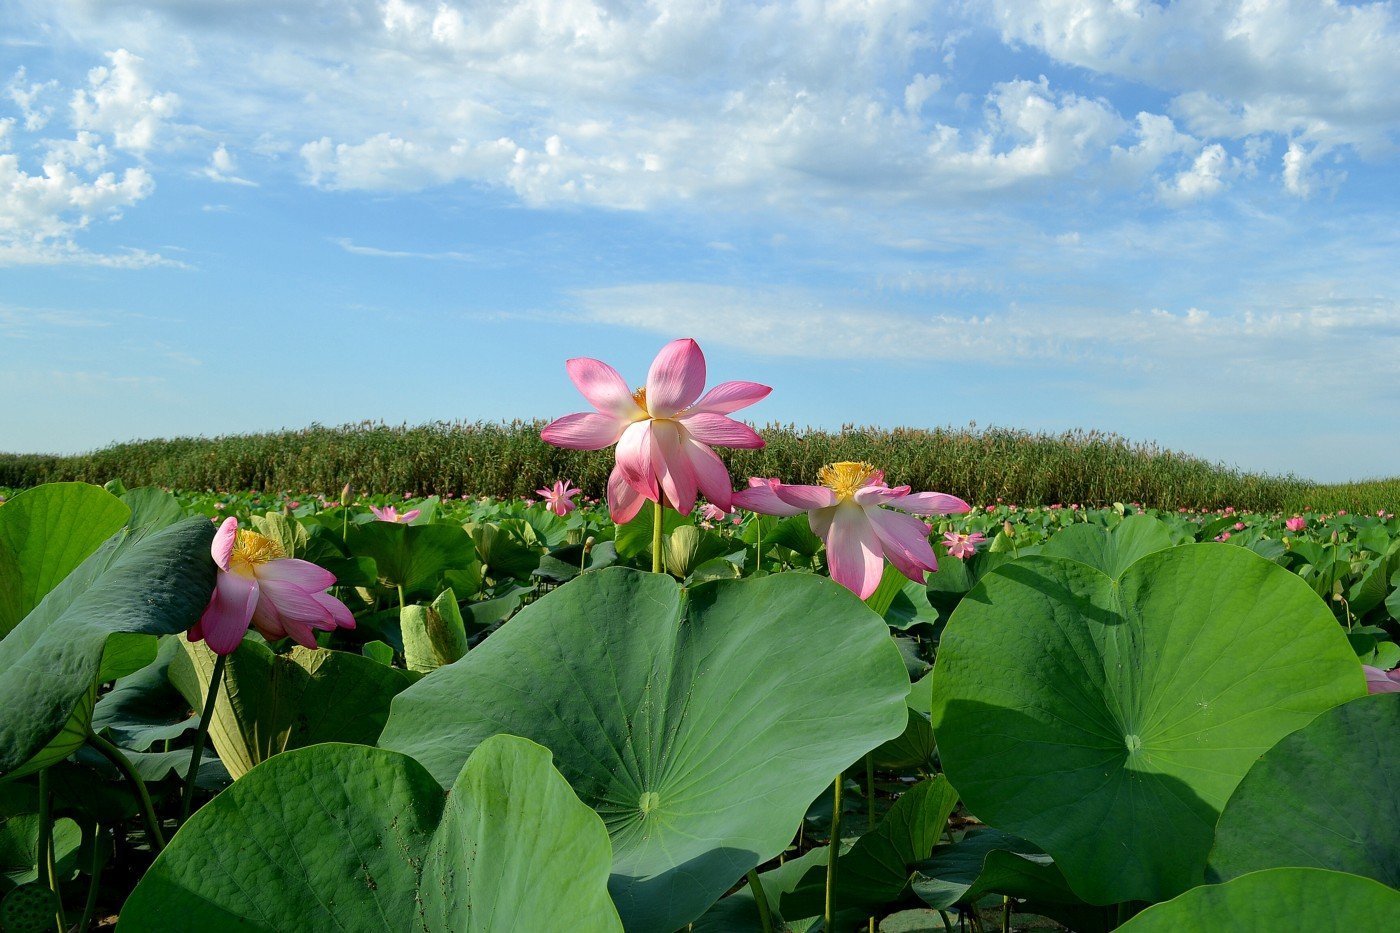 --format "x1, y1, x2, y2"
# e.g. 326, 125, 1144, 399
929, 544, 1363, 904
117, 736, 622, 932
1209, 693, 1399, 888
346, 521, 477, 597
1041, 514, 1175, 578
0, 483, 131, 638
0, 517, 216, 778
169, 637, 418, 779
402, 588, 468, 673
380, 567, 909, 932
1114, 868, 1400, 932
